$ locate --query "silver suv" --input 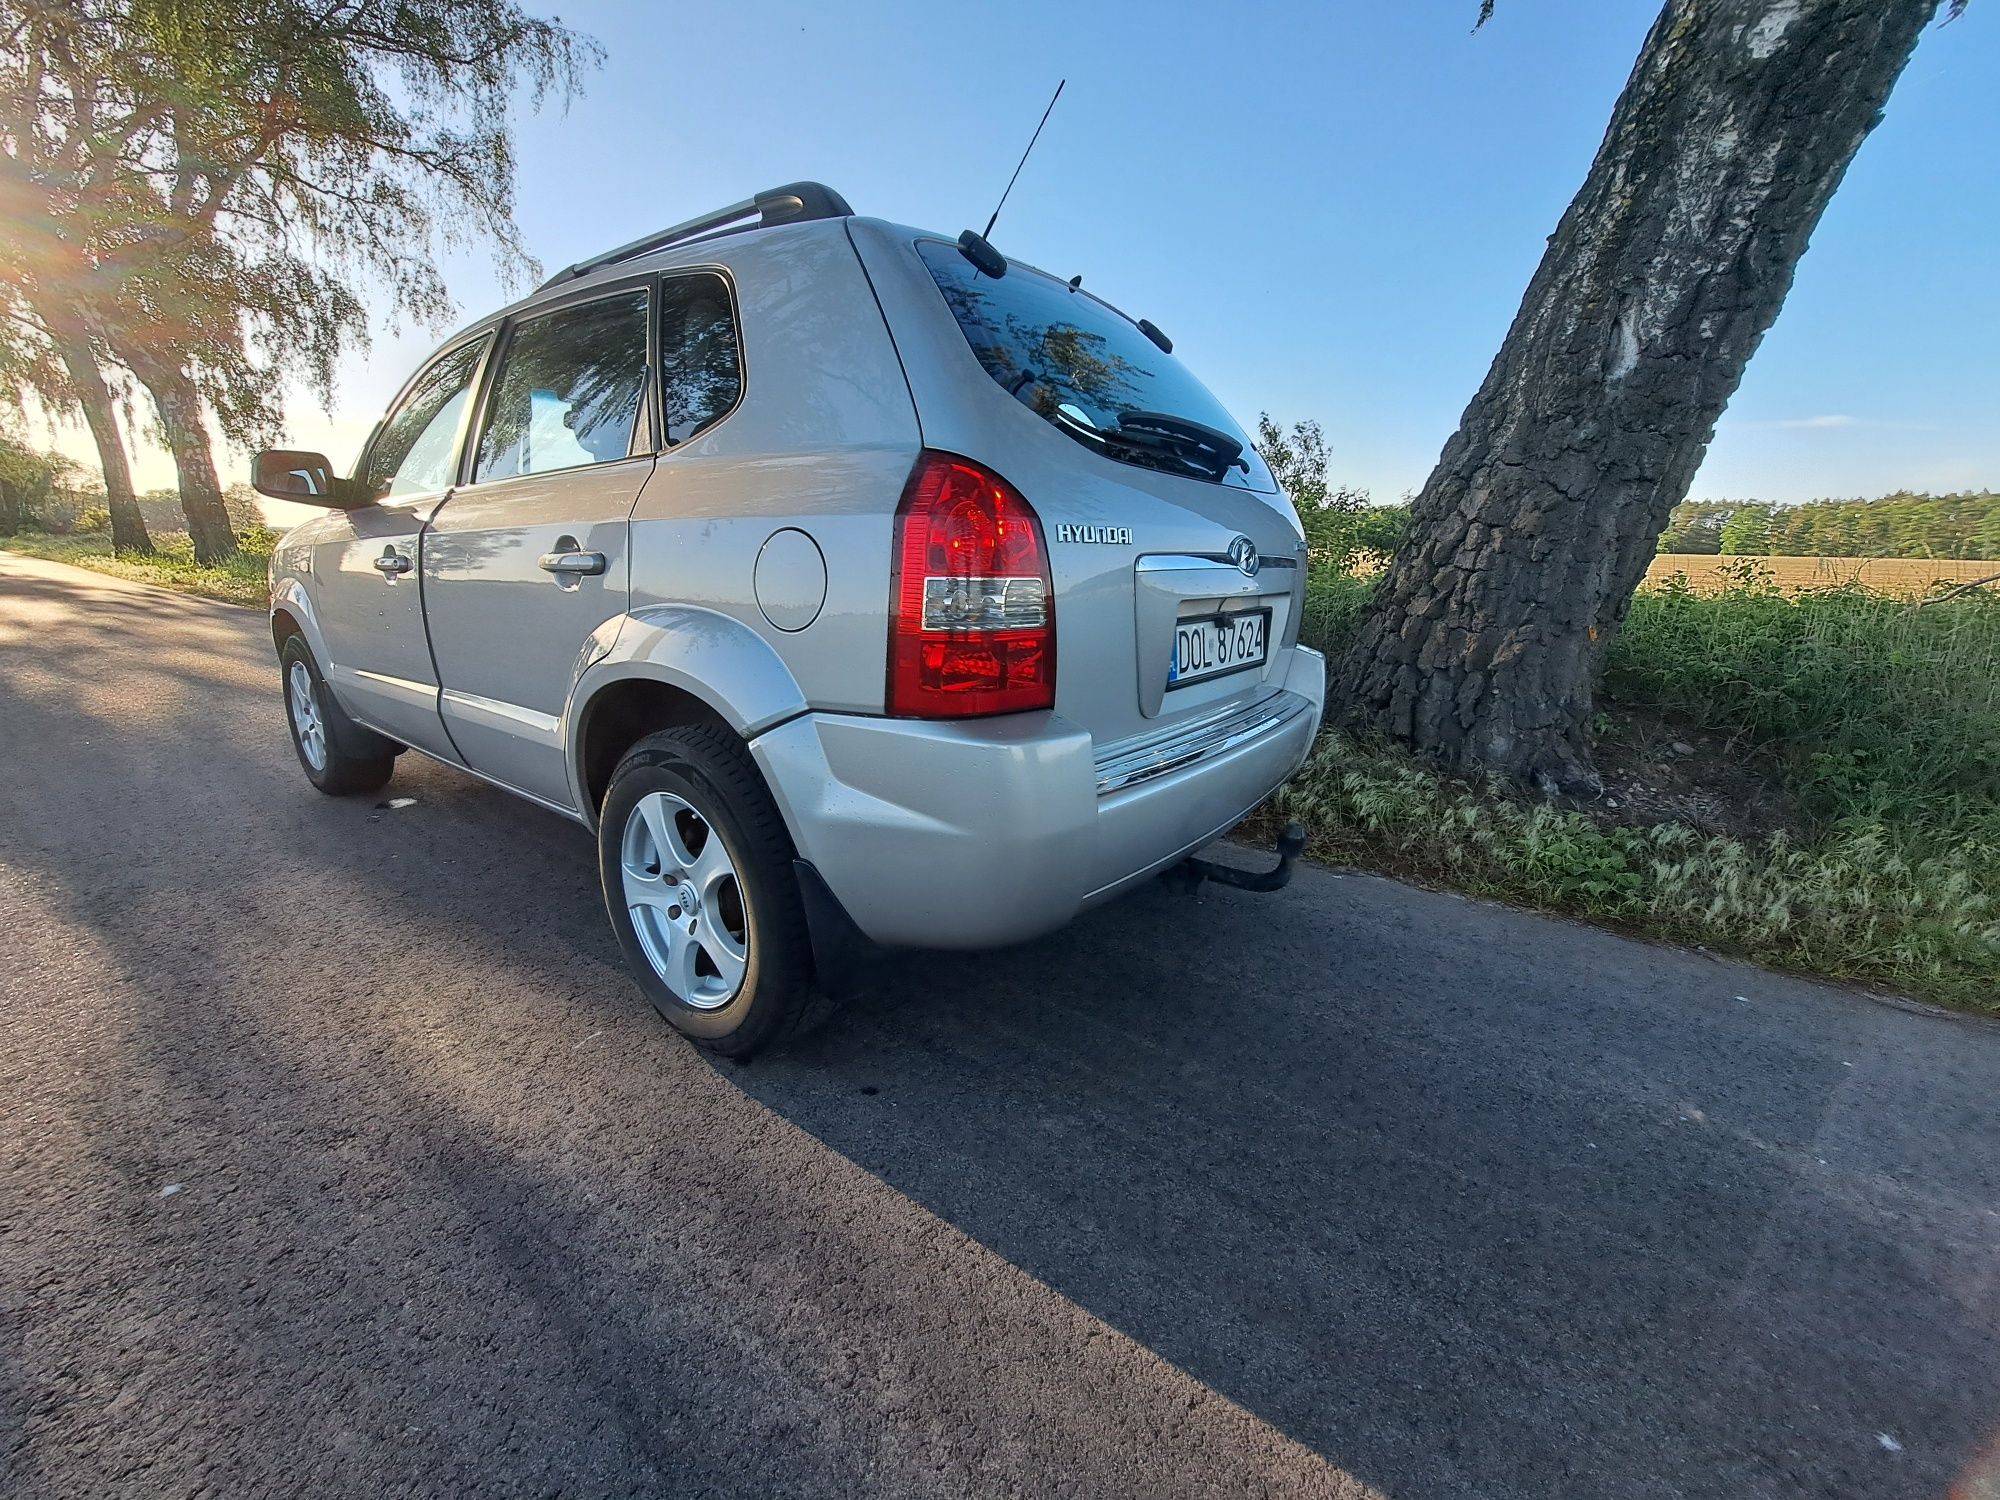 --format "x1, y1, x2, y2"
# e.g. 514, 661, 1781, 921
256, 183, 1325, 1055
